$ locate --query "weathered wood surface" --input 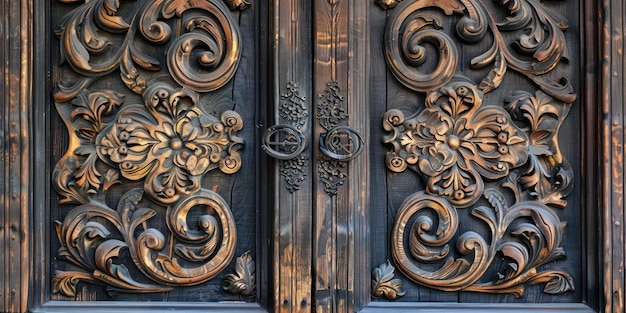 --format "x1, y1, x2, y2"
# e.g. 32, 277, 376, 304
0, 0, 622, 312
1, 0, 32, 312
271, 0, 314, 312
602, 0, 626, 312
